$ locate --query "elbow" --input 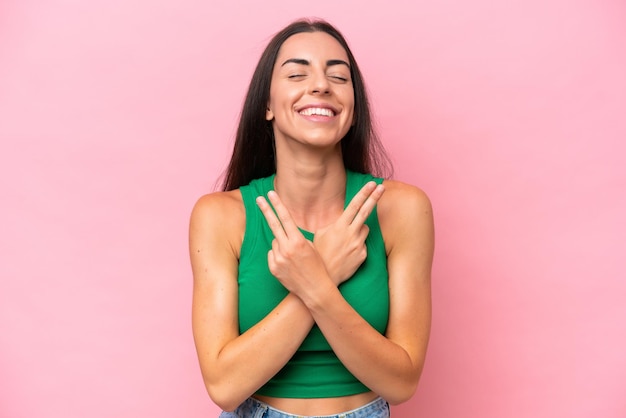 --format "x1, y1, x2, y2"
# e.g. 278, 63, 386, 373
383, 367, 424, 405
204, 381, 245, 413
385, 382, 418, 406
197, 358, 252, 411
